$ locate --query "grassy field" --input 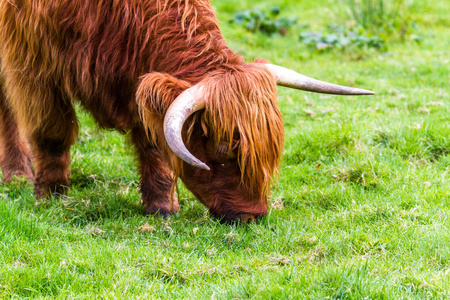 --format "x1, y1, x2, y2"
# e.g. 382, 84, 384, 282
1, 0, 449, 298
